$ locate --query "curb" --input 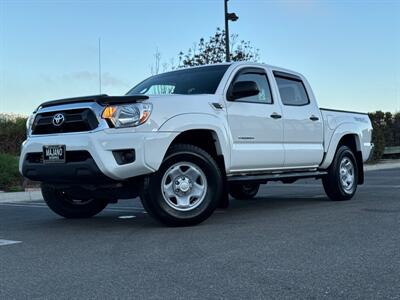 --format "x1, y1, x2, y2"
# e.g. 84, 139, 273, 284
364, 161, 400, 172
0, 190, 43, 203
